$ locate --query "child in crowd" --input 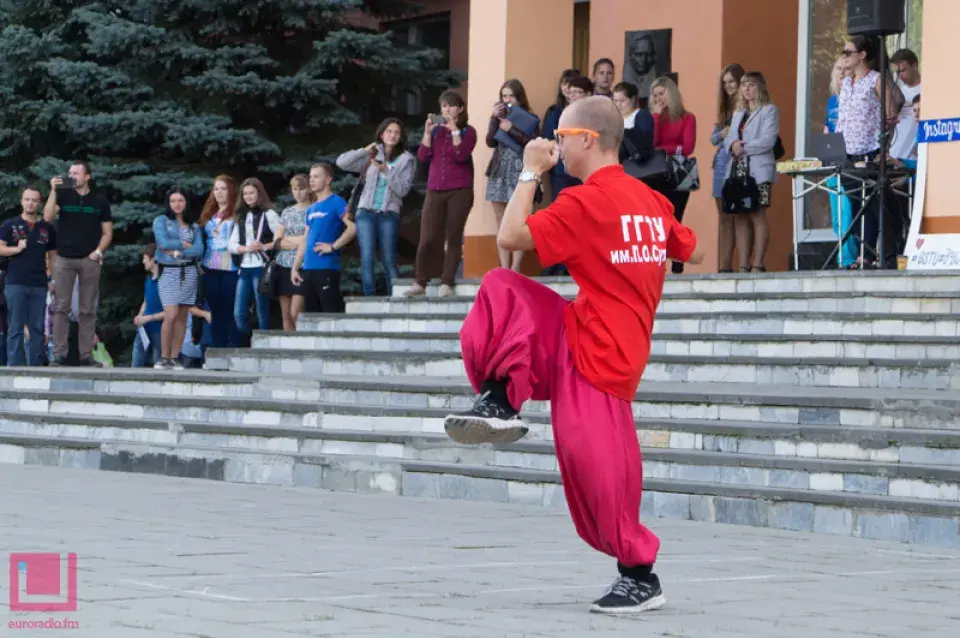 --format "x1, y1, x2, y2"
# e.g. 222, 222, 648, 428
180, 304, 212, 368
132, 244, 164, 368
